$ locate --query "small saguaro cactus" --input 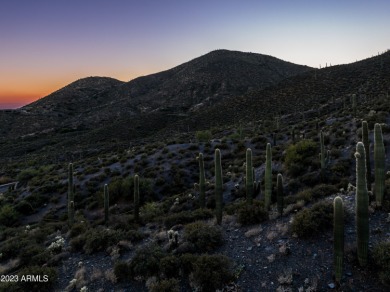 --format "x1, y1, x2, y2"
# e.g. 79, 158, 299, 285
333, 196, 344, 283
277, 173, 284, 216
319, 130, 330, 170
215, 148, 223, 225
104, 184, 109, 225
291, 127, 296, 144
362, 121, 371, 191
352, 94, 357, 117
355, 142, 369, 266
246, 148, 254, 205
198, 153, 206, 208
68, 163, 74, 226
134, 174, 140, 222
374, 123, 385, 207
264, 143, 272, 210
